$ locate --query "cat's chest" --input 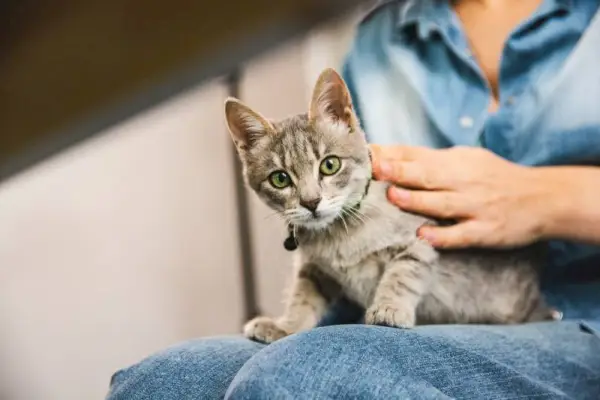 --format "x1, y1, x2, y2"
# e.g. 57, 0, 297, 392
300, 236, 395, 307
315, 253, 383, 307
300, 213, 408, 267
300, 229, 389, 269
